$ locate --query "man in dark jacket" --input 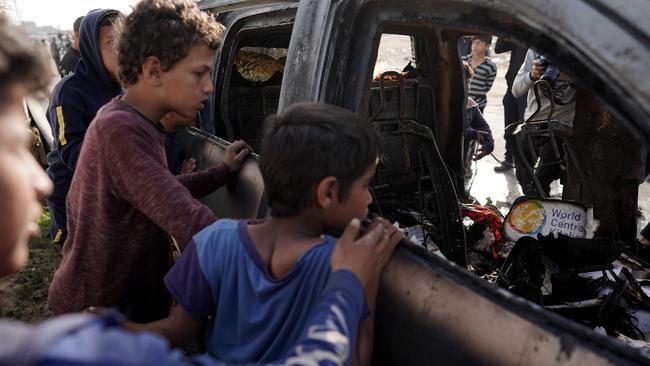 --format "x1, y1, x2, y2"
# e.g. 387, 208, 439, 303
493, 38, 528, 172
45, 9, 122, 245
59, 16, 84, 76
